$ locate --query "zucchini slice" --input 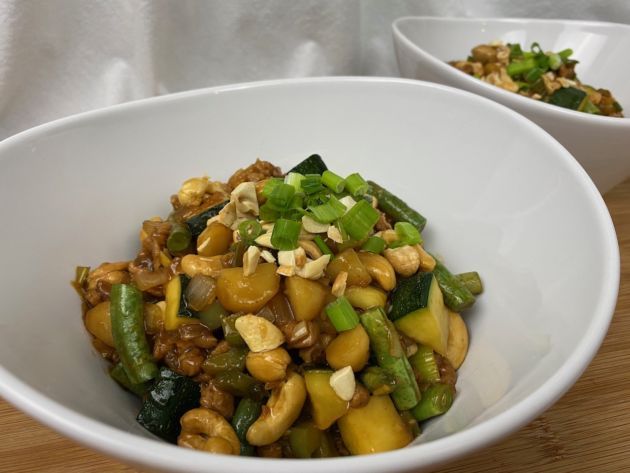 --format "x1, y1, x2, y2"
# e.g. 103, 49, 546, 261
185, 200, 228, 239
288, 154, 328, 175
391, 272, 450, 356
